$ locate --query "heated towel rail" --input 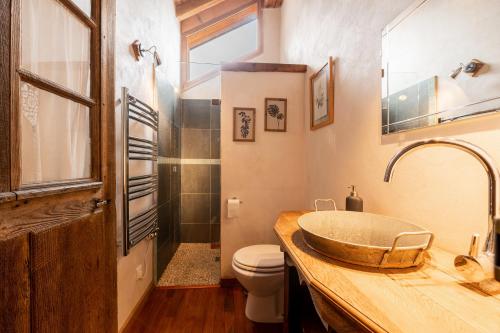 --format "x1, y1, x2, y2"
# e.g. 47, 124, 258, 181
122, 87, 159, 256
